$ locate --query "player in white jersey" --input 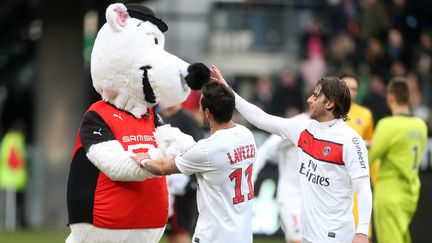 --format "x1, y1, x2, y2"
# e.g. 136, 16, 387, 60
253, 112, 309, 243
211, 66, 372, 243
132, 82, 256, 243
